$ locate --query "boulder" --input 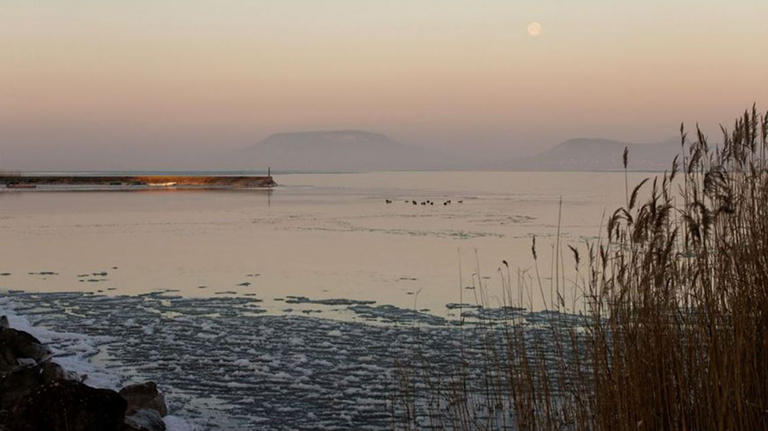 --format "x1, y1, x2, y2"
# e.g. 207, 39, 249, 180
0, 328, 50, 375
119, 382, 168, 417
0, 362, 67, 407
39, 362, 68, 382
12, 379, 127, 431
124, 409, 166, 431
